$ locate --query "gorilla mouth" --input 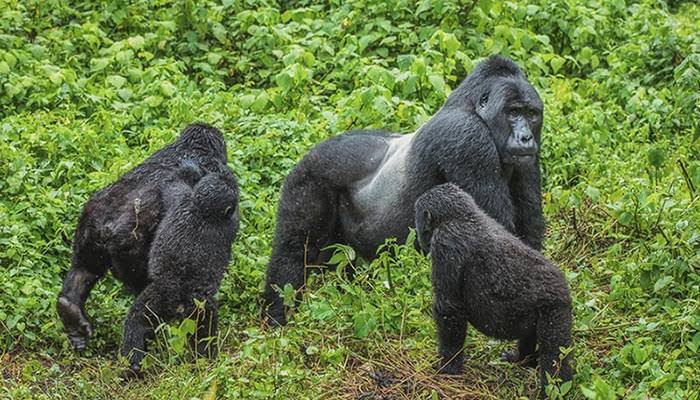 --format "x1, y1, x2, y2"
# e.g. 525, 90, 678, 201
506, 153, 536, 164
